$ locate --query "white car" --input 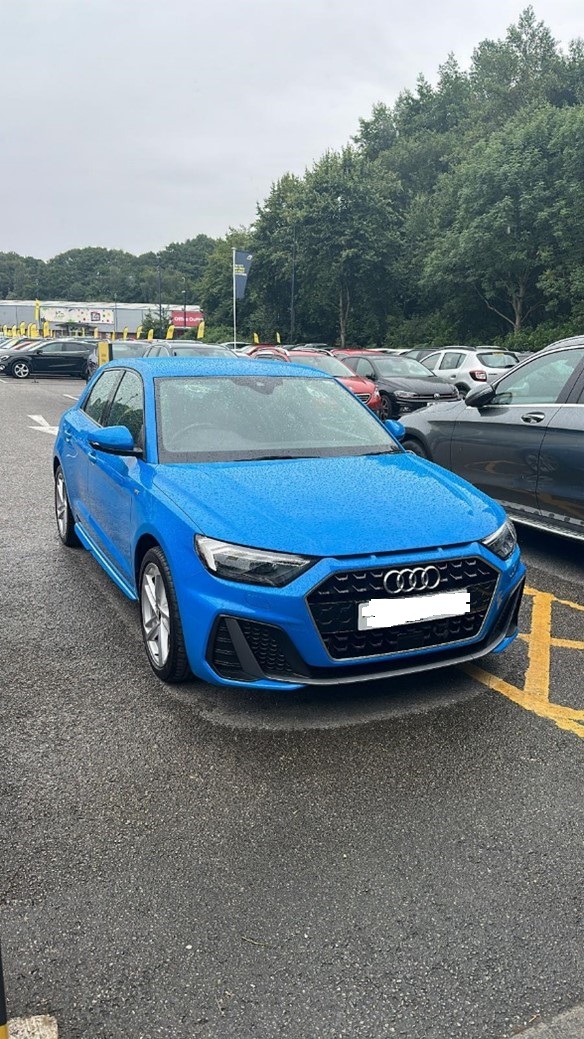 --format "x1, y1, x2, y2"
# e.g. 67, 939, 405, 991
414, 347, 519, 395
